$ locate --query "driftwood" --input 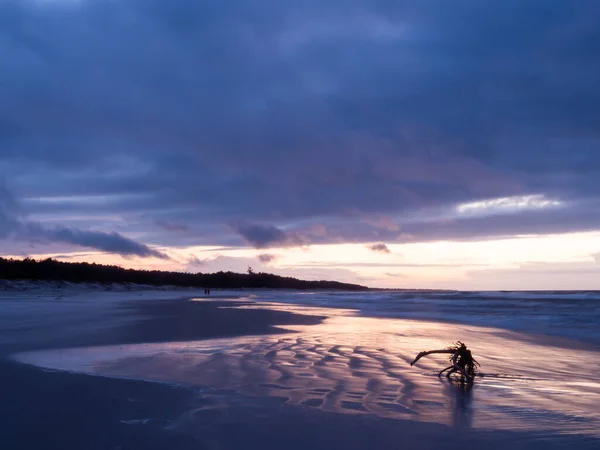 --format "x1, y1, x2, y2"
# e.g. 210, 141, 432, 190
410, 342, 480, 382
